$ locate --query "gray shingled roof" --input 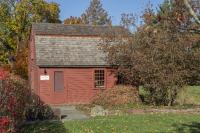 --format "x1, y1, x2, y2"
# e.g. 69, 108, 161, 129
33, 23, 129, 67
32, 23, 127, 36
35, 36, 109, 67
33, 23, 128, 67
